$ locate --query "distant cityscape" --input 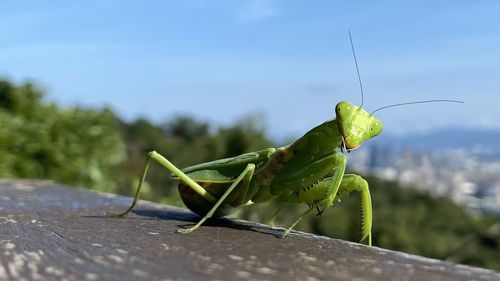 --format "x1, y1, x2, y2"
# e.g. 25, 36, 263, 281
347, 128, 500, 215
